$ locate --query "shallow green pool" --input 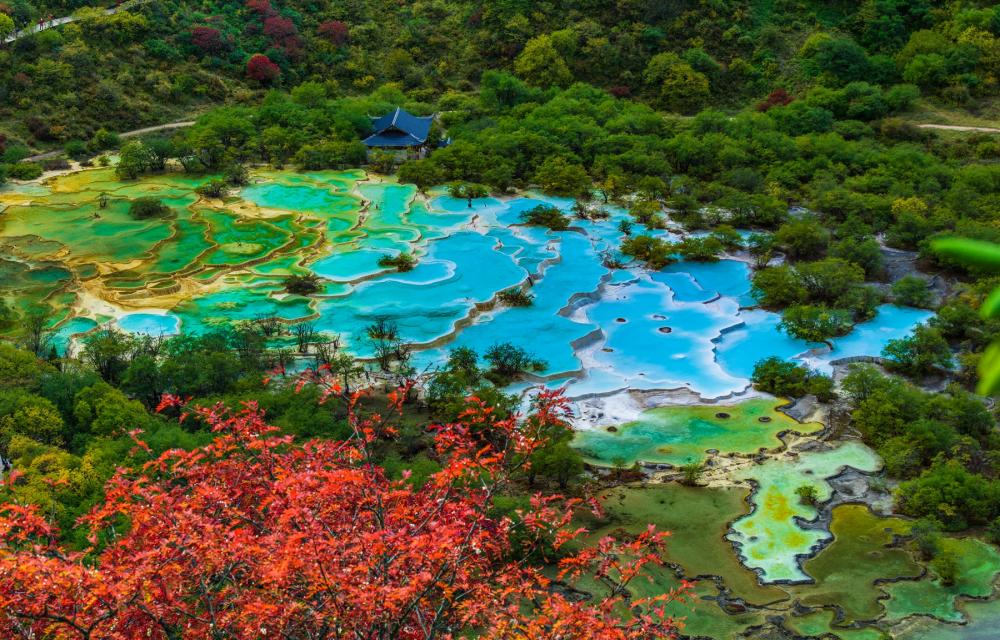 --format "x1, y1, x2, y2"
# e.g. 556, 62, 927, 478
573, 398, 821, 467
